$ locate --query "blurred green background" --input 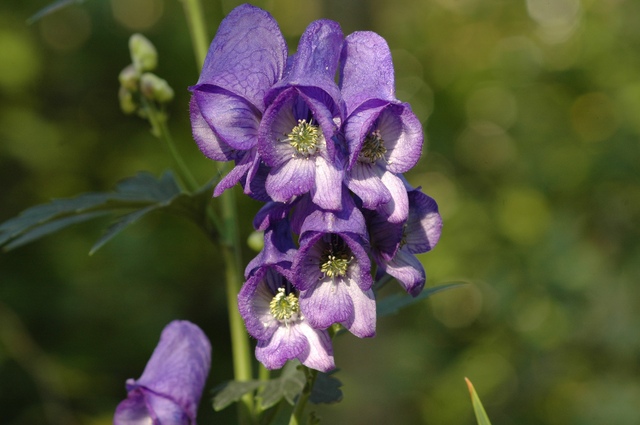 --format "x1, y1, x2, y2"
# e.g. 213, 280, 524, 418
1, 0, 640, 424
